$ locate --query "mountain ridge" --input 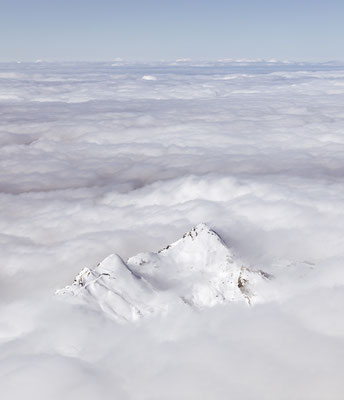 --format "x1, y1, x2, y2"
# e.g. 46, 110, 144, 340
56, 224, 270, 322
